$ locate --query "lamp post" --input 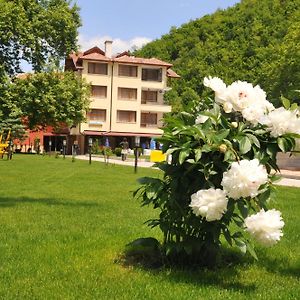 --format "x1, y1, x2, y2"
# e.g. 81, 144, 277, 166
88, 138, 93, 164
49, 140, 52, 156
63, 139, 67, 159
134, 136, 140, 173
